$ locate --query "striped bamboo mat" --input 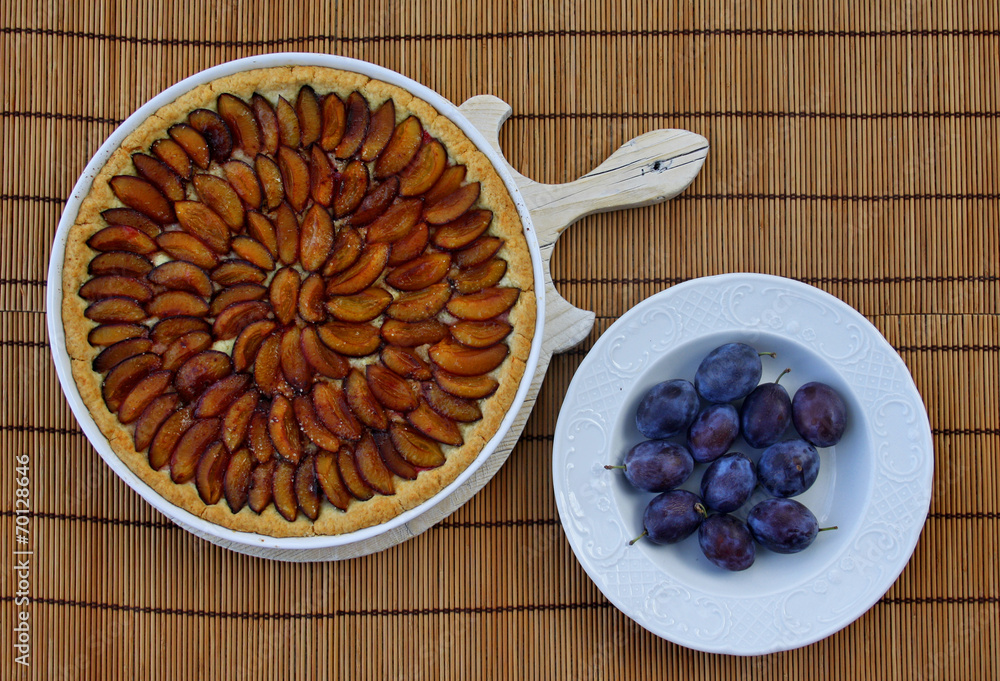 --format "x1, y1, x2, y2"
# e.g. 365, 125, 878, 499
1, 1, 998, 678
